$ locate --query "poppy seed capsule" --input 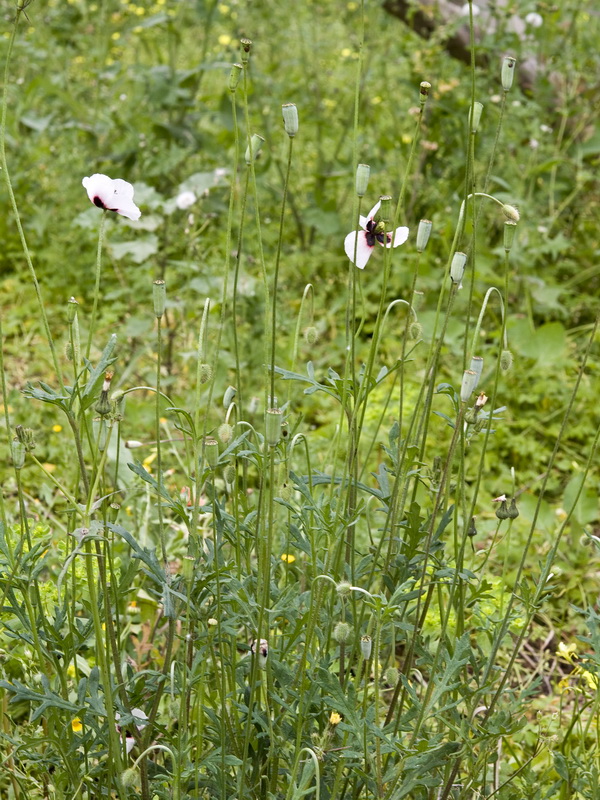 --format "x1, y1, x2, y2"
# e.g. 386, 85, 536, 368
376, 195, 392, 224
67, 296, 78, 323
504, 221, 517, 251
501, 56, 517, 92
266, 408, 282, 447
245, 133, 265, 165
469, 101, 484, 134
355, 163, 370, 197
460, 370, 478, 402
240, 38, 252, 63
204, 437, 219, 468
11, 439, 25, 470
360, 635, 372, 660
450, 251, 467, 284
153, 280, 166, 319
228, 63, 243, 92
282, 103, 299, 137
416, 219, 432, 252
470, 356, 483, 388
